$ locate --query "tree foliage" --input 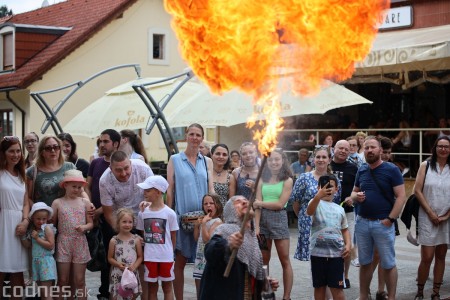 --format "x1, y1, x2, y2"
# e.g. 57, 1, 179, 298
0, 5, 13, 18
